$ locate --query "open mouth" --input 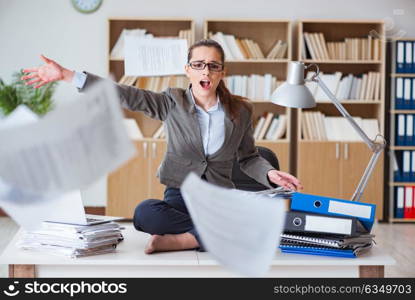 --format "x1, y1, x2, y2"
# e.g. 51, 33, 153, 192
199, 80, 211, 90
